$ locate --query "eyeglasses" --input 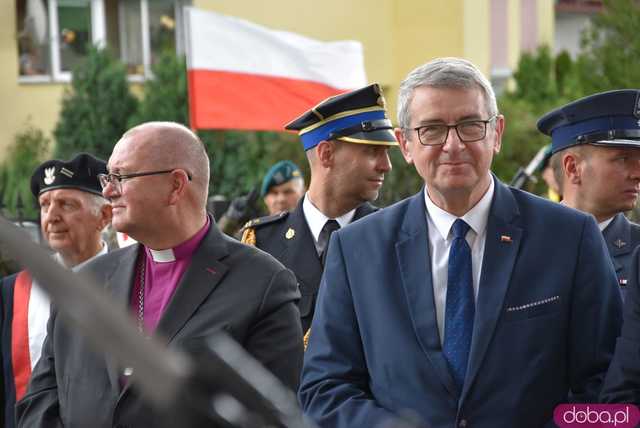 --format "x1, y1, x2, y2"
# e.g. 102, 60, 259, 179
98, 169, 192, 193
410, 116, 497, 146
